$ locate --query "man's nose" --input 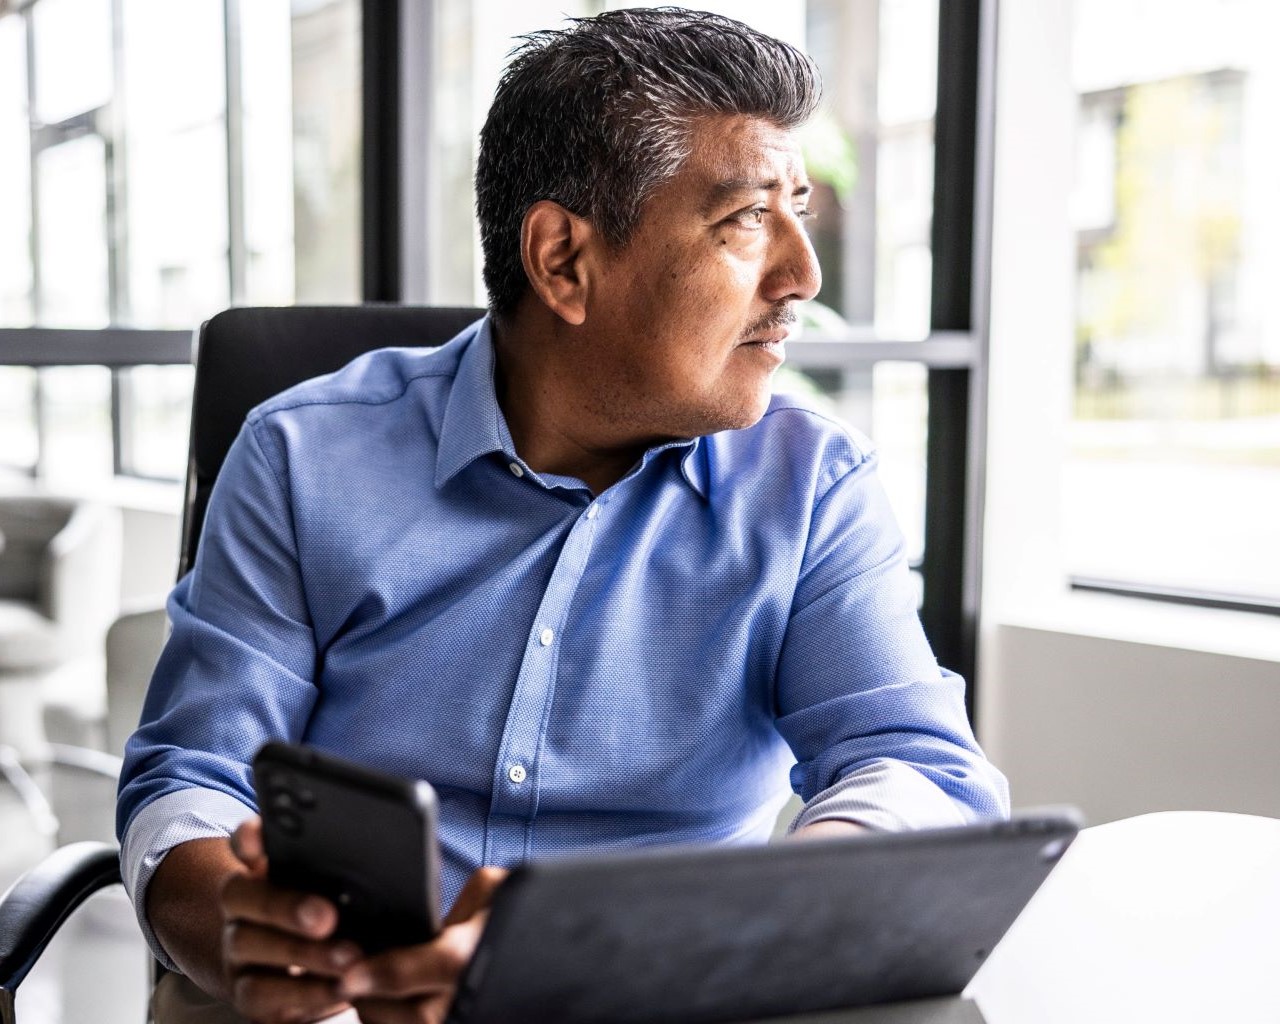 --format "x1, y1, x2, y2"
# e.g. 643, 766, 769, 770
762, 214, 822, 304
